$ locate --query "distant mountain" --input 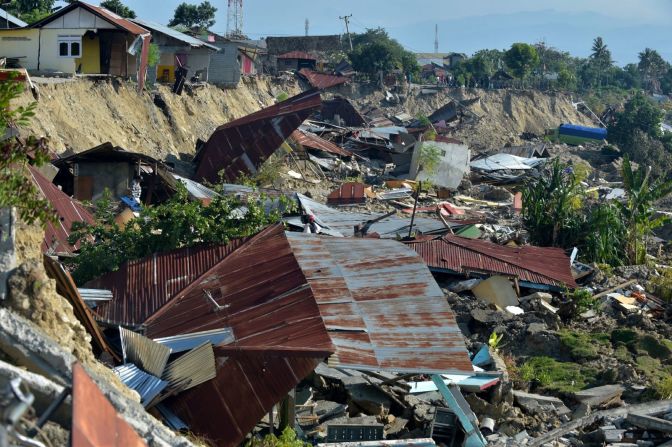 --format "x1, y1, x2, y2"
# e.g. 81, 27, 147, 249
391, 10, 672, 65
